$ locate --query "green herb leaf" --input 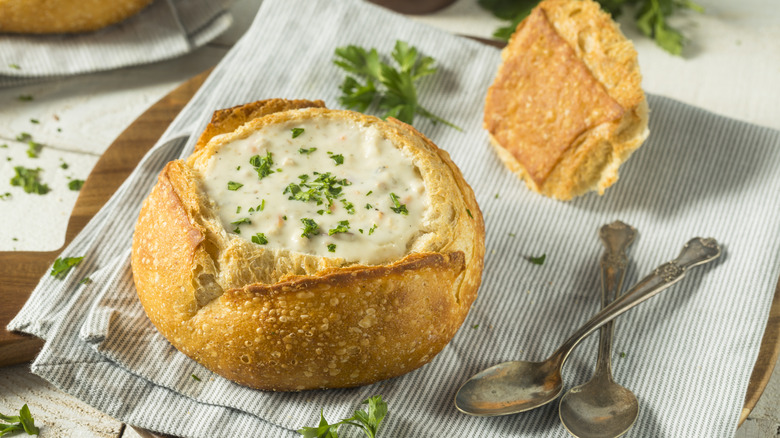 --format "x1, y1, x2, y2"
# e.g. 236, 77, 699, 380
389, 193, 408, 215
0, 193, 10, 200
79, 277, 92, 285
526, 254, 546, 265
9, 64, 20, 70
327, 243, 336, 253
51, 256, 84, 277
480, 0, 700, 55
292, 128, 305, 138
328, 220, 350, 236
466, 209, 473, 219
227, 181, 244, 191
18, 95, 33, 102
17, 405, 37, 435
10, 166, 49, 195
68, 179, 85, 191
328, 152, 344, 165
29, 119, 39, 124
368, 224, 377, 235
341, 199, 355, 214
249, 151, 275, 180
299, 147, 317, 155
251, 233, 268, 245
297, 396, 387, 438
191, 374, 202, 381
301, 218, 320, 238
334, 41, 461, 130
